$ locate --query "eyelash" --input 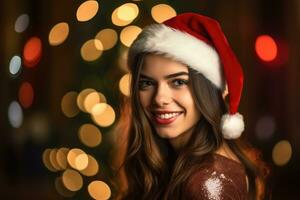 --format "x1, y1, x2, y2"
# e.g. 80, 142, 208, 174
172, 79, 189, 86
138, 80, 153, 90
138, 79, 189, 90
